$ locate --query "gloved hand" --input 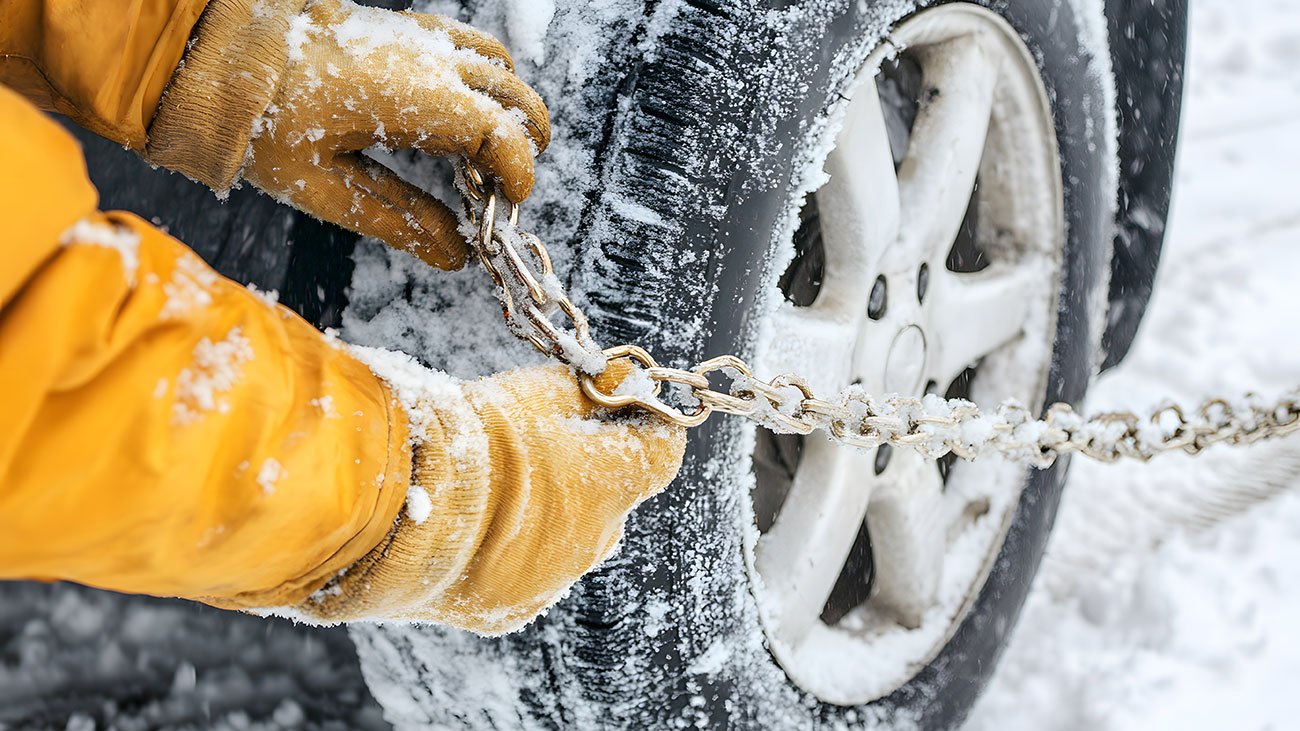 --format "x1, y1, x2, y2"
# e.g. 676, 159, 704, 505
290, 361, 686, 634
147, 0, 549, 270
